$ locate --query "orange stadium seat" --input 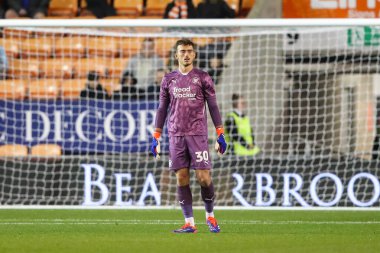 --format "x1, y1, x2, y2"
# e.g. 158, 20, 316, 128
2, 28, 33, 39
119, 37, 144, 57
28, 79, 59, 99
192, 0, 202, 7
74, 58, 107, 78
86, 36, 119, 57
241, 0, 255, 16
48, 0, 78, 17
0, 80, 26, 99
54, 37, 87, 58
8, 59, 41, 78
154, 38, 177, 58
0, 144, 28, 157
61, 79, 87, 99
0, 38, 22, 58
41, 59, 75, 79
21, 38, 54, 58
31, 144, 62, 156
192, 37, 212, 47
114, 0, 143, 17
102, 78, 121, 96
107, 57, 129, 79
145, 0, 172, 17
